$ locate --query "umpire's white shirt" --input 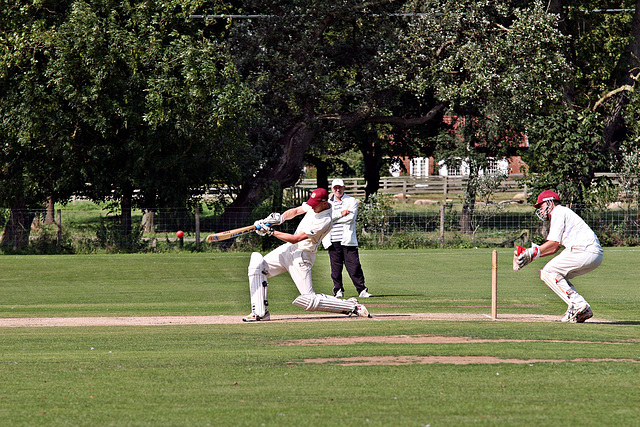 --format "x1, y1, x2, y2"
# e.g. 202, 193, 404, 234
322, 194, 359, 249
547, 205, 602, 254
